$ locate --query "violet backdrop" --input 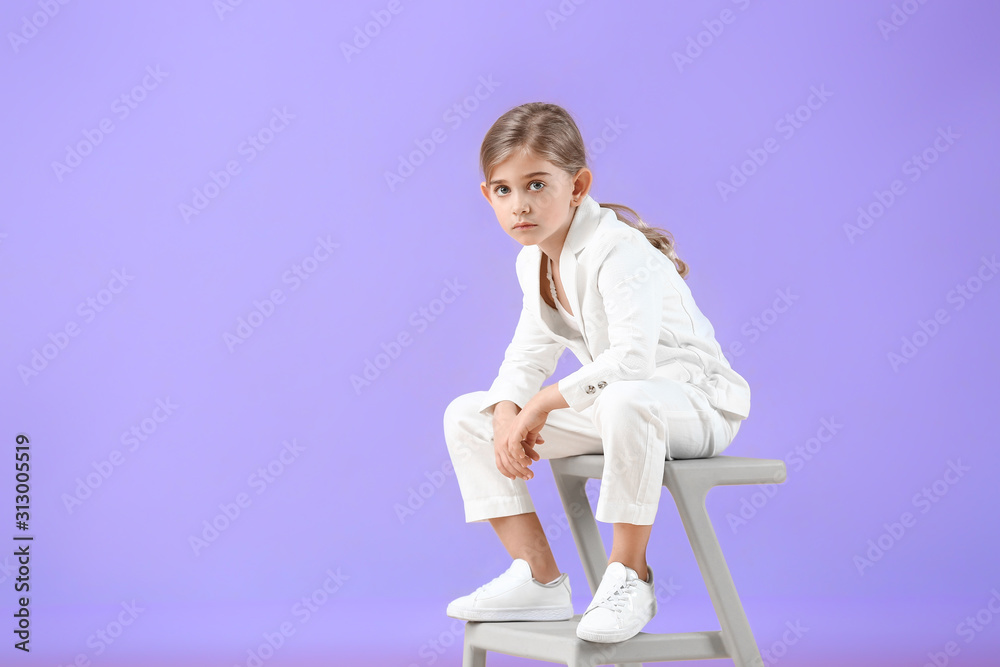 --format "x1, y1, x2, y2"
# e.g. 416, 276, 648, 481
1, 1, 998, 665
